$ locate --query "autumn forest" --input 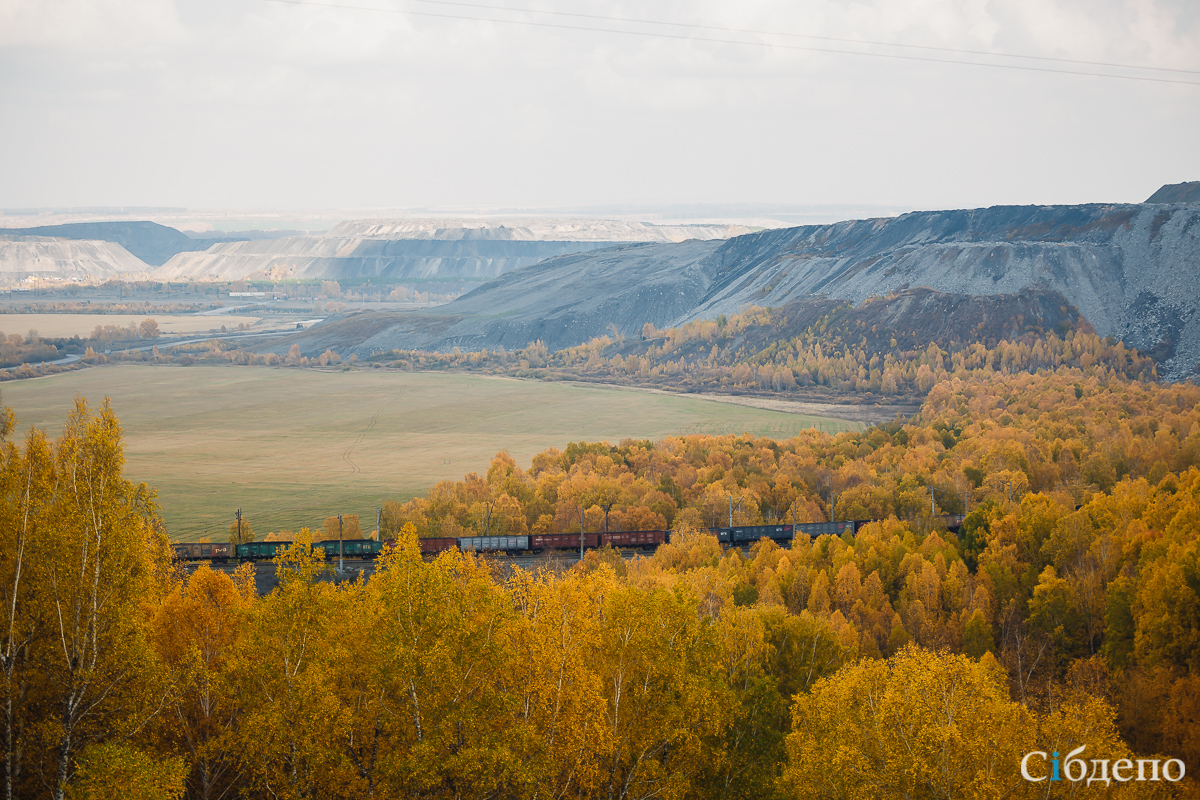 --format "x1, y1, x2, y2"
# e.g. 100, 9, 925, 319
4, 338, 1200, 799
